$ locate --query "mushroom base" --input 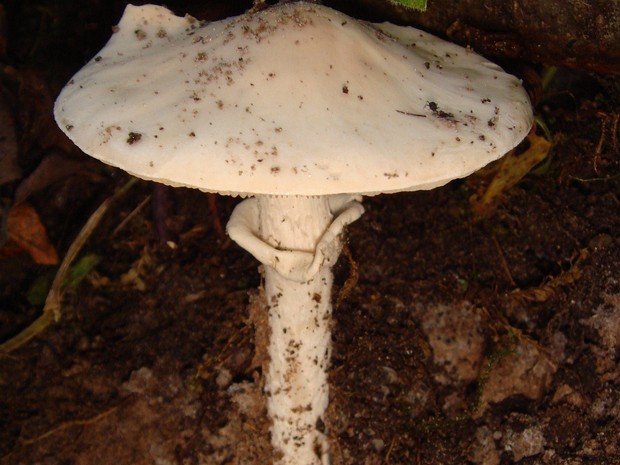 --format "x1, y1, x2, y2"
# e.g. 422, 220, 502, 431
227, 194, 364, 465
